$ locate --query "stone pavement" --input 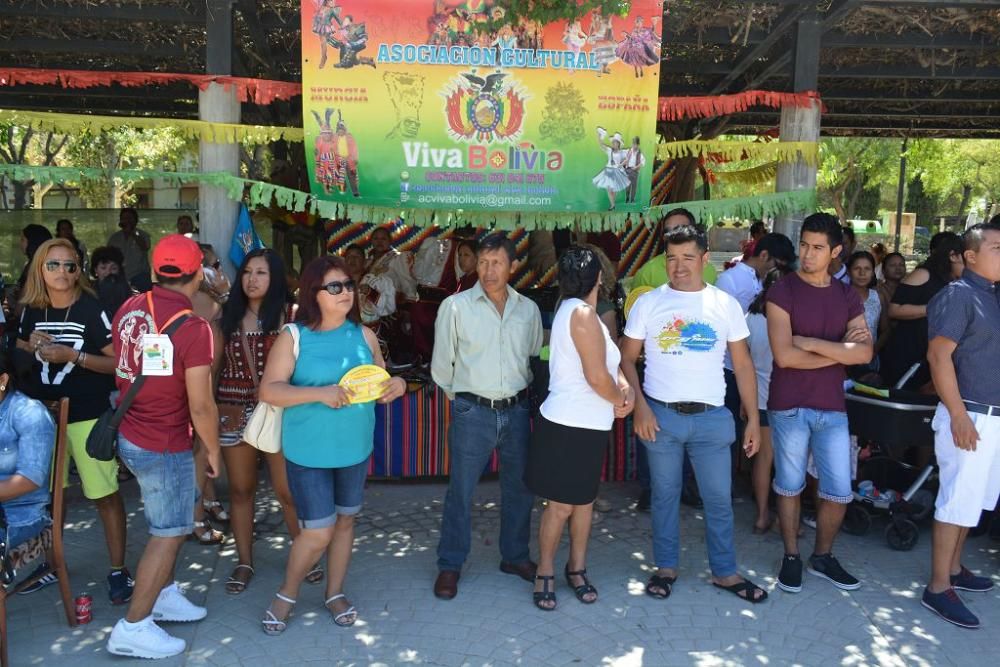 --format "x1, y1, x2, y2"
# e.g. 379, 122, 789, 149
7, 476, 999, 666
